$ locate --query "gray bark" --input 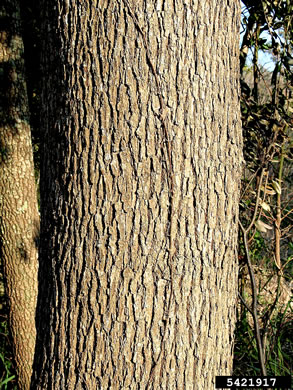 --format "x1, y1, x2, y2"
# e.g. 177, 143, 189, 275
32, 1, 242, 389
